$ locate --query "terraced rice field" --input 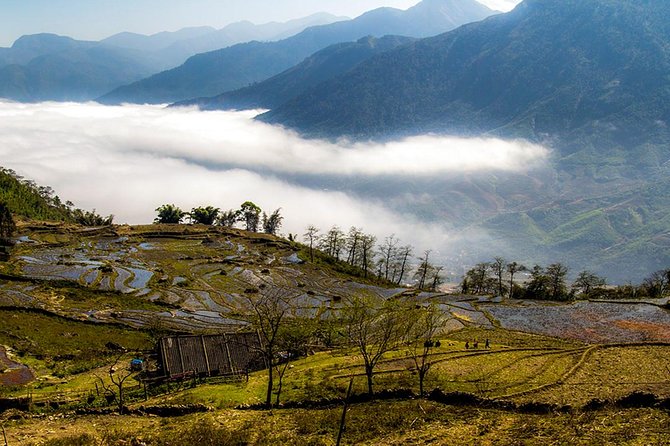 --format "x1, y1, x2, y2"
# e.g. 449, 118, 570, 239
1, 225, 508, 335
483, 300, 670, 343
